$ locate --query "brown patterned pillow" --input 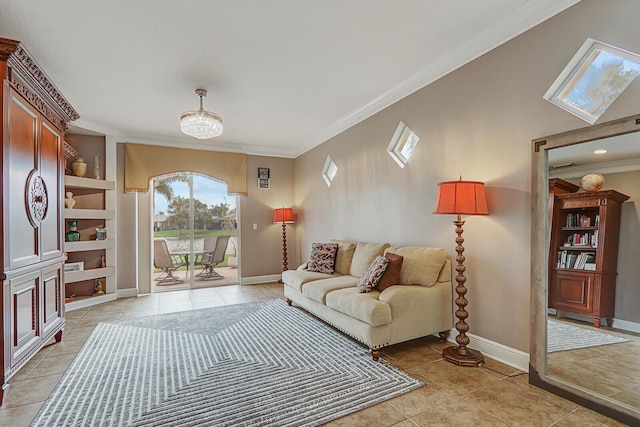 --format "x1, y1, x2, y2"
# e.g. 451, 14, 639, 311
357, 255, 389, 293
376, 252, 404, 292
307, 243, 339, 274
